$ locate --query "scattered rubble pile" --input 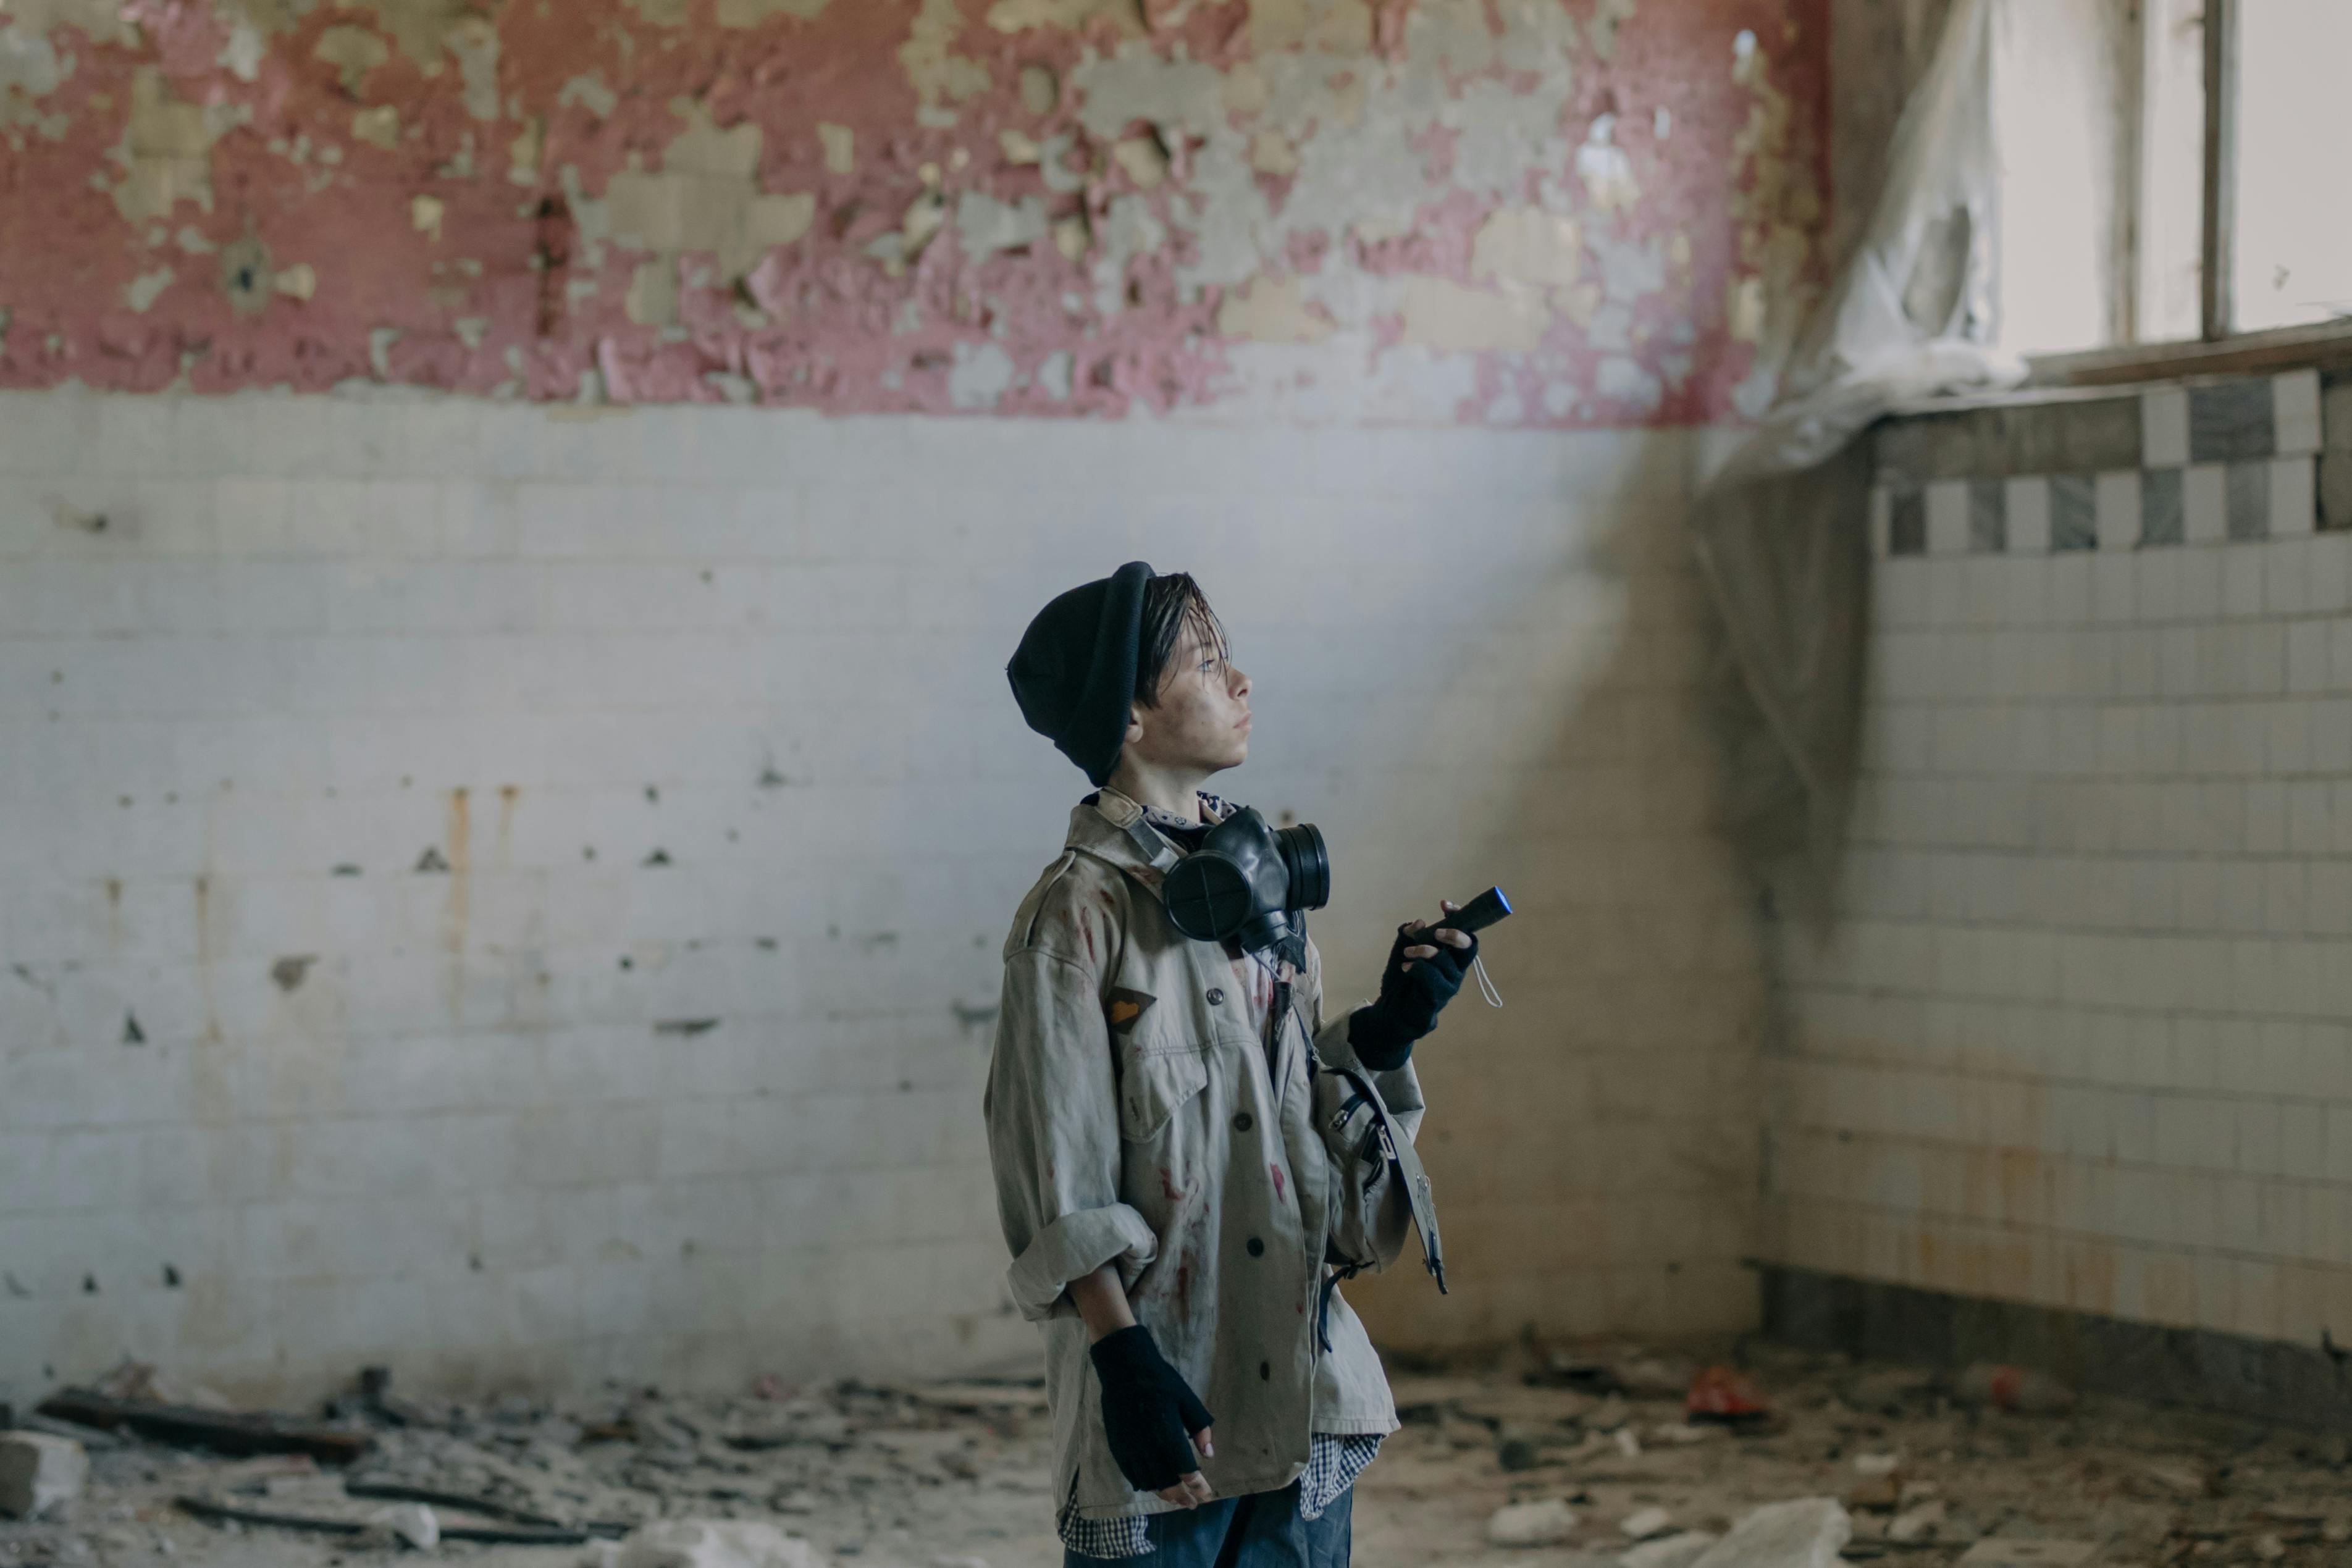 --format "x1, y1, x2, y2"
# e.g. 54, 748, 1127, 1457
1350, 1343, 2352, 1568
0, 1362, 1057, 1567
4, 1344, 2350, 1568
